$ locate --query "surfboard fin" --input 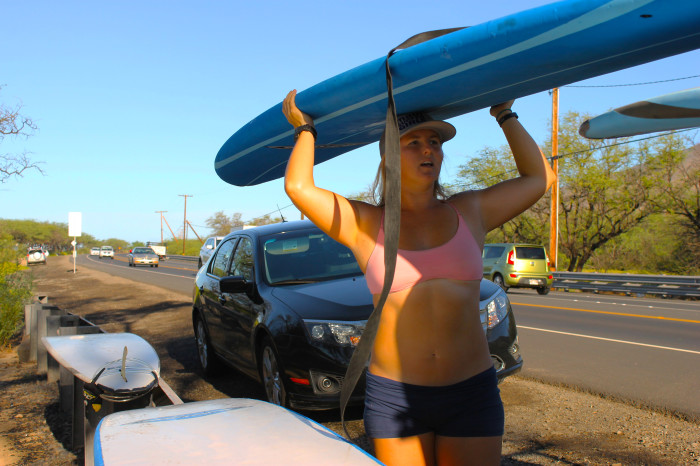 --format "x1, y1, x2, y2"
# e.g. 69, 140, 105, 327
121, 346, 128, 383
